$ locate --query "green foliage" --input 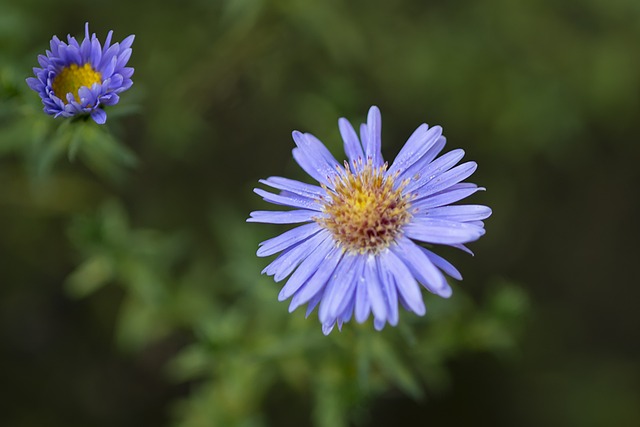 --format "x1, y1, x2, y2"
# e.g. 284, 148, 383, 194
63, 201, 527, 426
